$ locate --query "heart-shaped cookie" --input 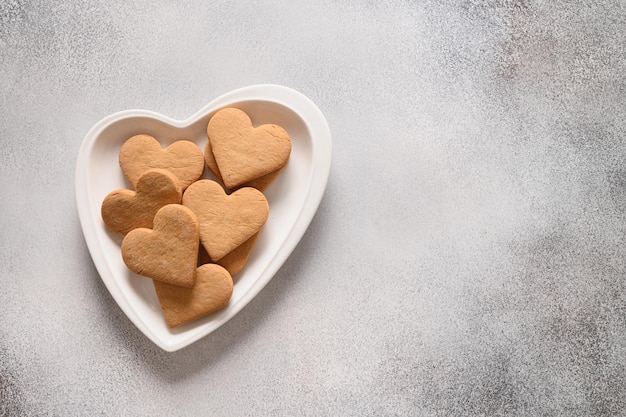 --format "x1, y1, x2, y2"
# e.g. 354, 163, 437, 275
207, 107, 291, 189
121, 204, 199, 288
182, 179, 268, 262
101, 169, 182, 235
119, 134, 204, 190
204, 138, 283, 191
153, 264, 233, 328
